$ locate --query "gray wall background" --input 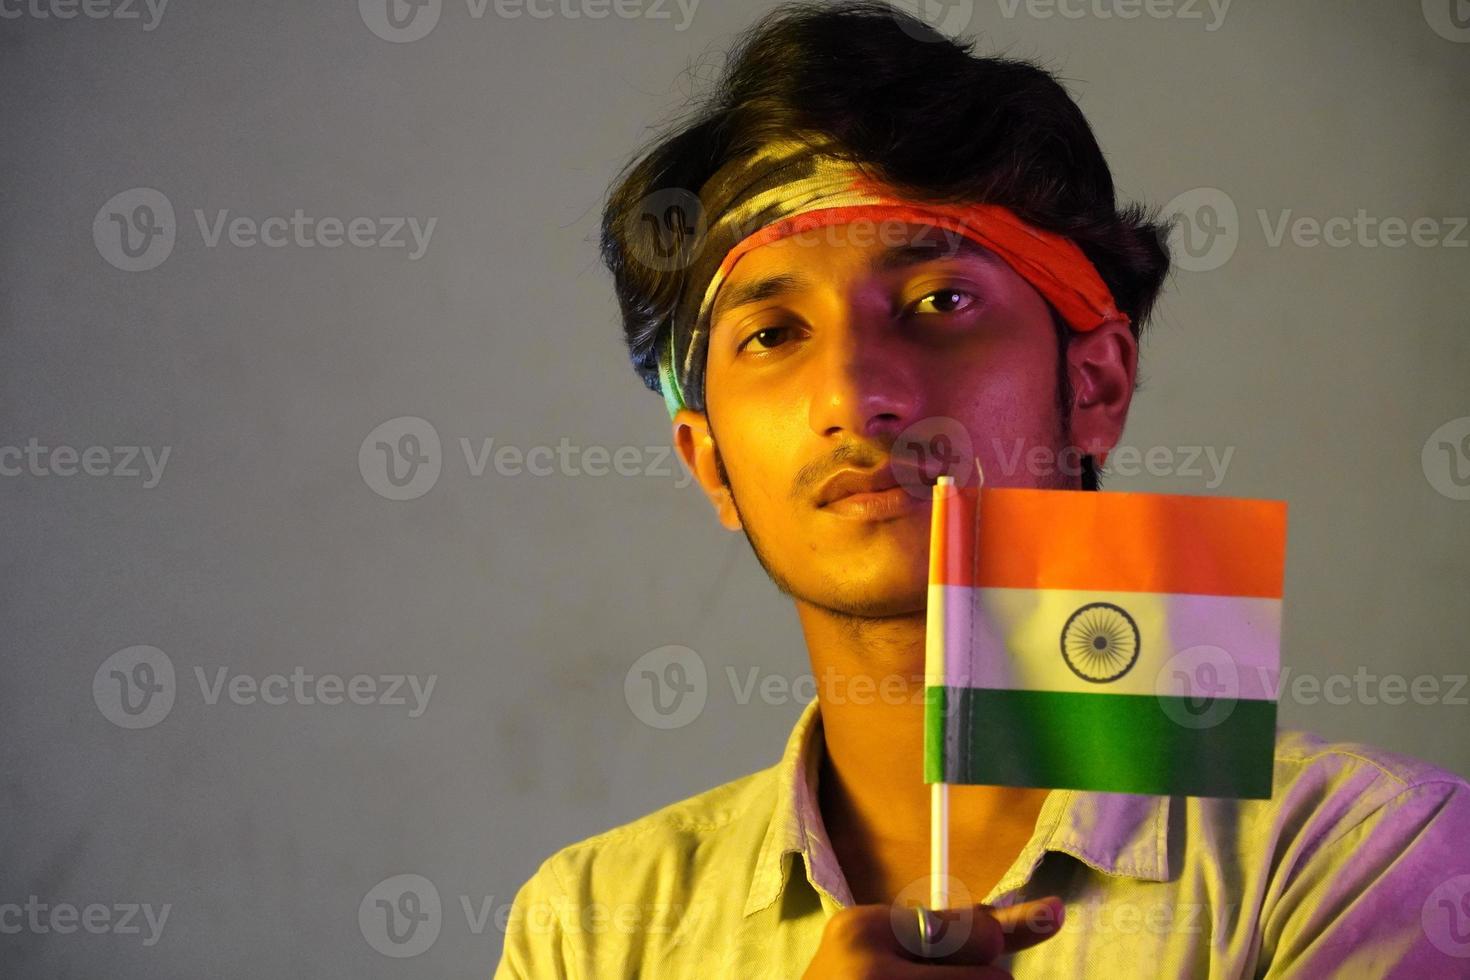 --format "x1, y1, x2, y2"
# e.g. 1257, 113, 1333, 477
2, 1, 1466, 976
